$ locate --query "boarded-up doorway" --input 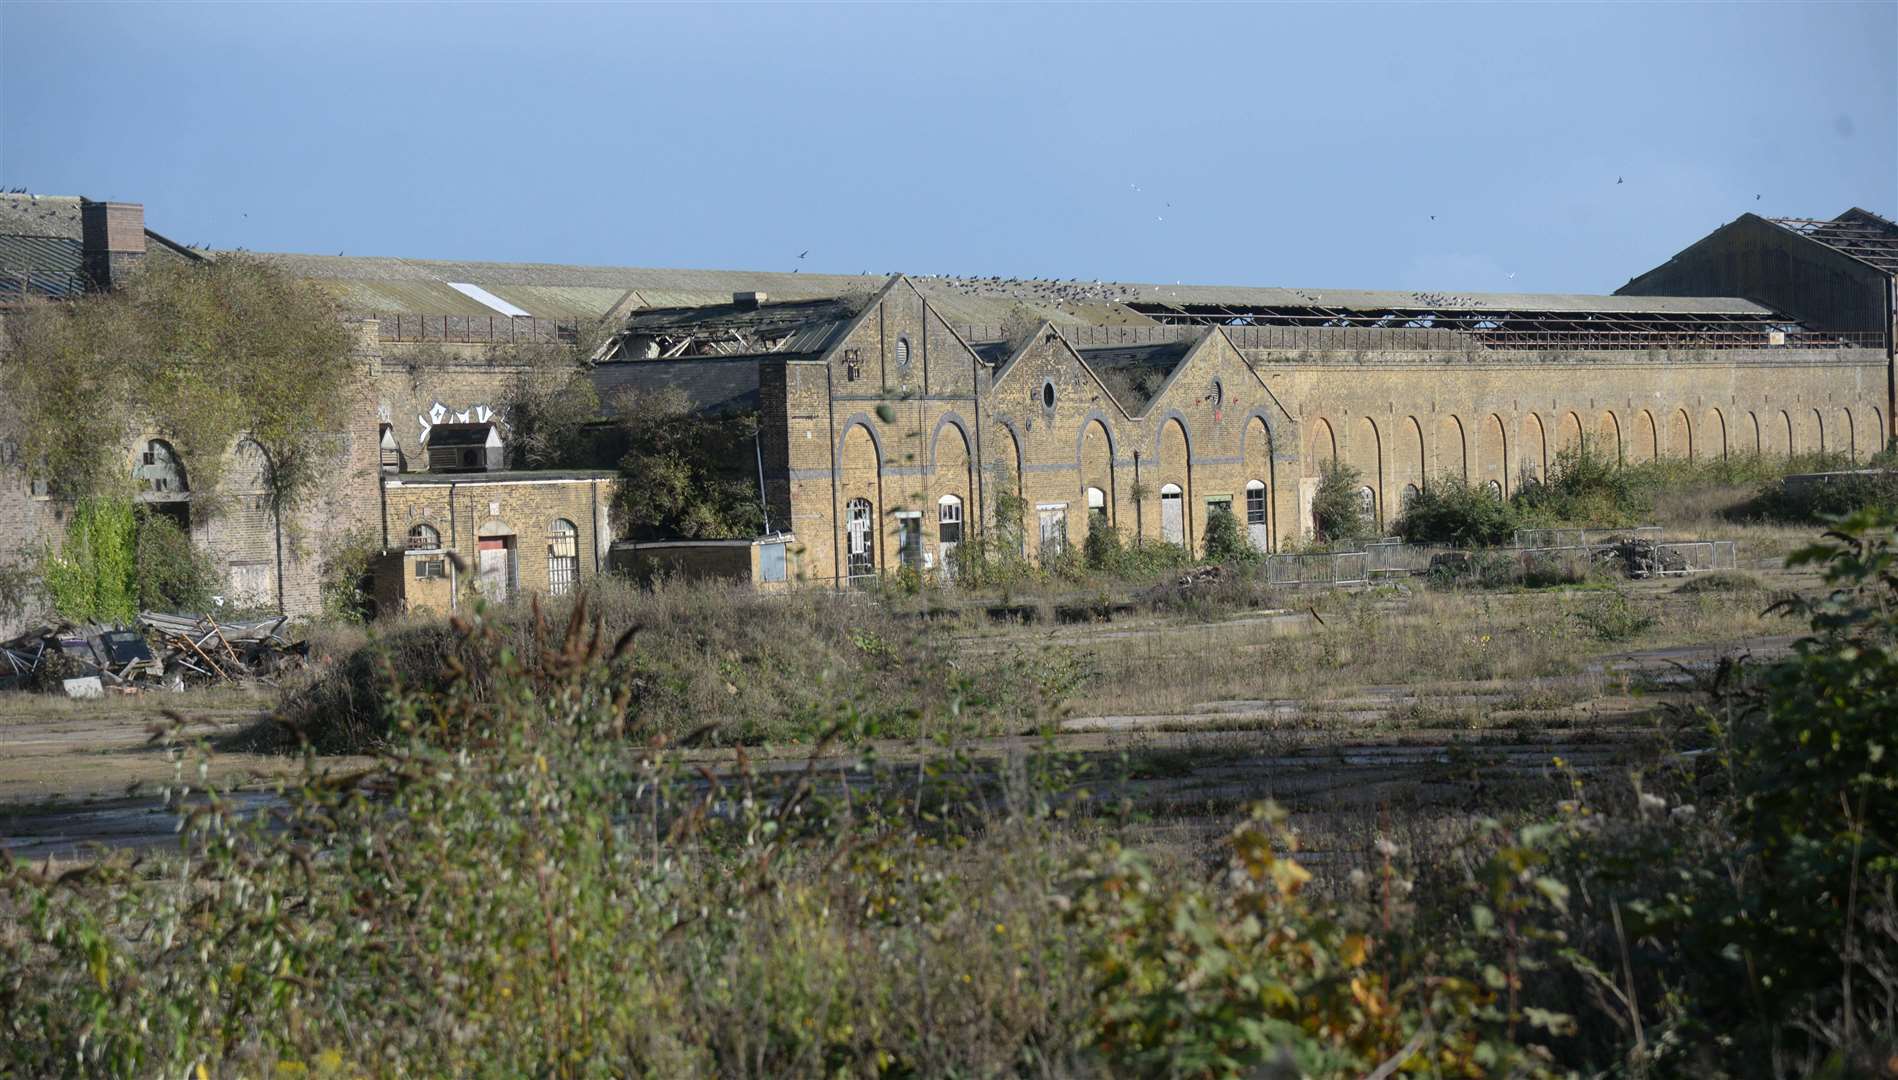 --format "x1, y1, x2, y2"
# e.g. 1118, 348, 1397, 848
476, 536, 515, 603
